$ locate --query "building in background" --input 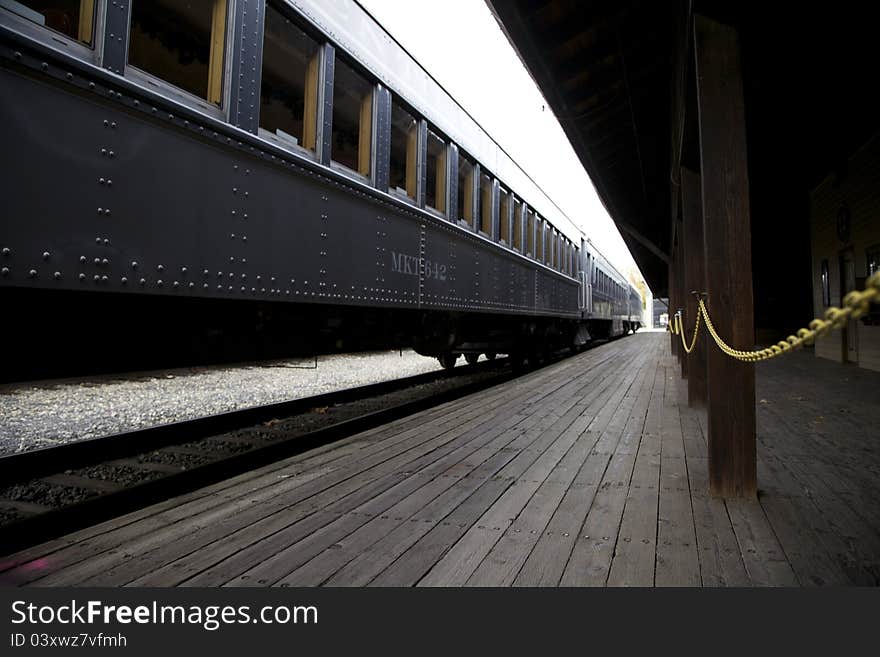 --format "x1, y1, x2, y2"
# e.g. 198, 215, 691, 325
810, 132, 880, 372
